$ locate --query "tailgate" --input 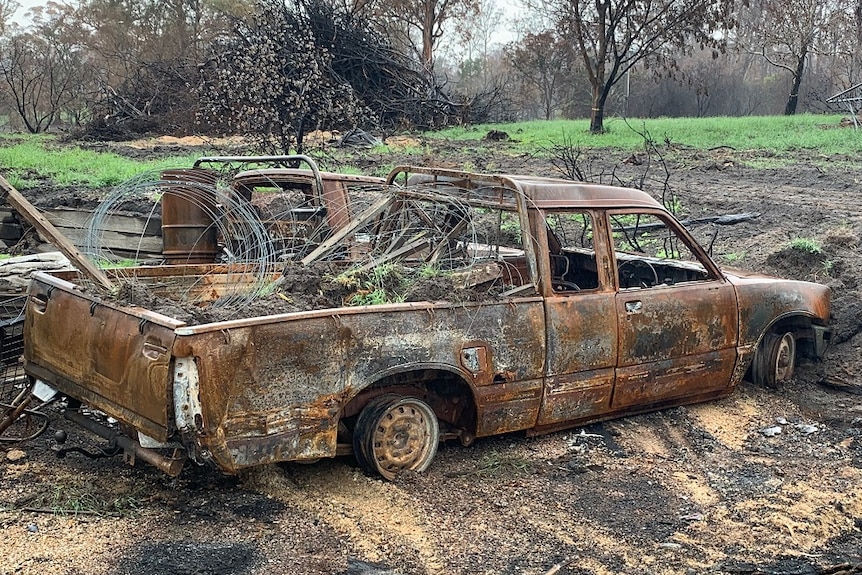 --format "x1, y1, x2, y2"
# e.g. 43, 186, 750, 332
24, 272, 185, 442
